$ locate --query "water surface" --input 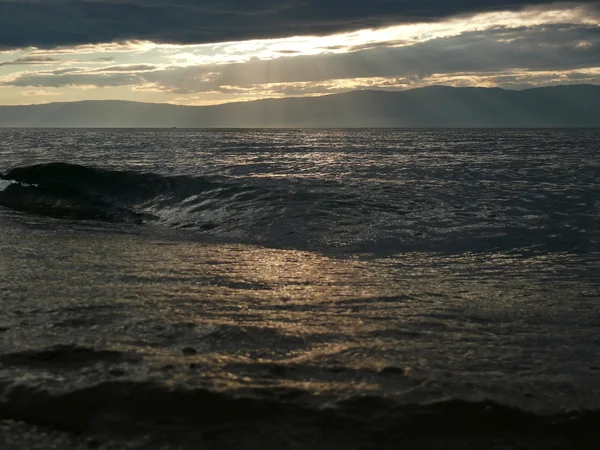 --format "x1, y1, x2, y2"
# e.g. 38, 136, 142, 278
1, 128, 599, 448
